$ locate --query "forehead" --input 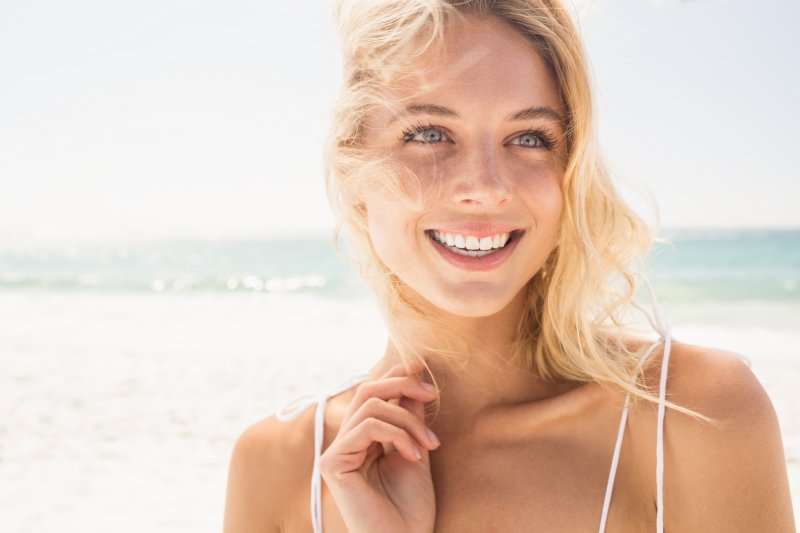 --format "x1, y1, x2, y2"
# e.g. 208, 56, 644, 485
384, 14, 562, 115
